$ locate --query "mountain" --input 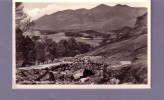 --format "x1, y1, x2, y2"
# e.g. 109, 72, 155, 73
17, 13, 149, 85
79, 13, 148, 84
84, 13, 148, 62
135, 13, 147, 27
34, 4, 147, 32
129, 13, 147, 36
